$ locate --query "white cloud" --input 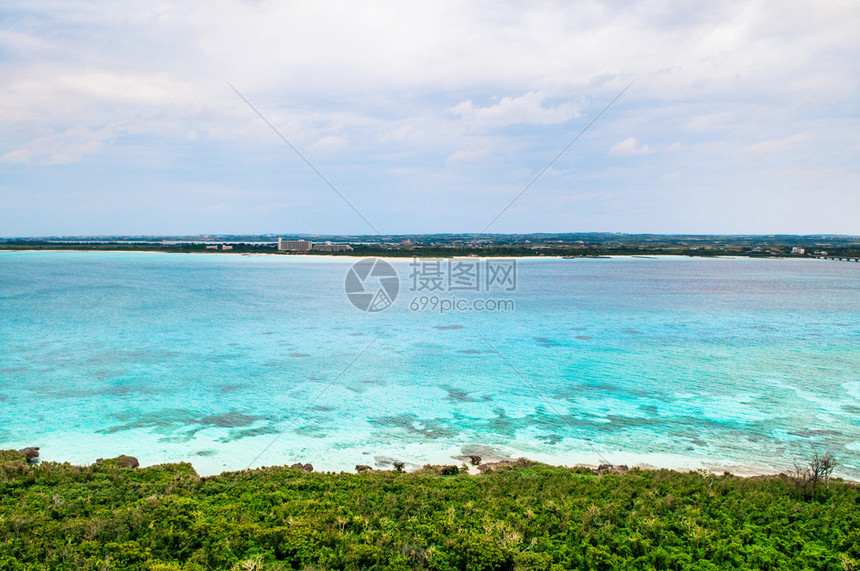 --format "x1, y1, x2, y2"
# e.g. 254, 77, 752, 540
379, 124, 423, 143
308, 135, 347, 153
561, 192, 604, 202
446, 148, 489, 163
449, 92, 579, 129
745, 133, 809, 154
685, 113, 733, 131
1, 0, 859, 233
1, 123, 124, 164
609, 137, 653, 157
